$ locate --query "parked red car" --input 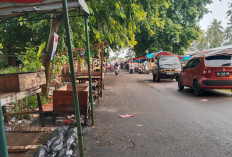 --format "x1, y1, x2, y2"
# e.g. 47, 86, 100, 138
178, 55, 232, 96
